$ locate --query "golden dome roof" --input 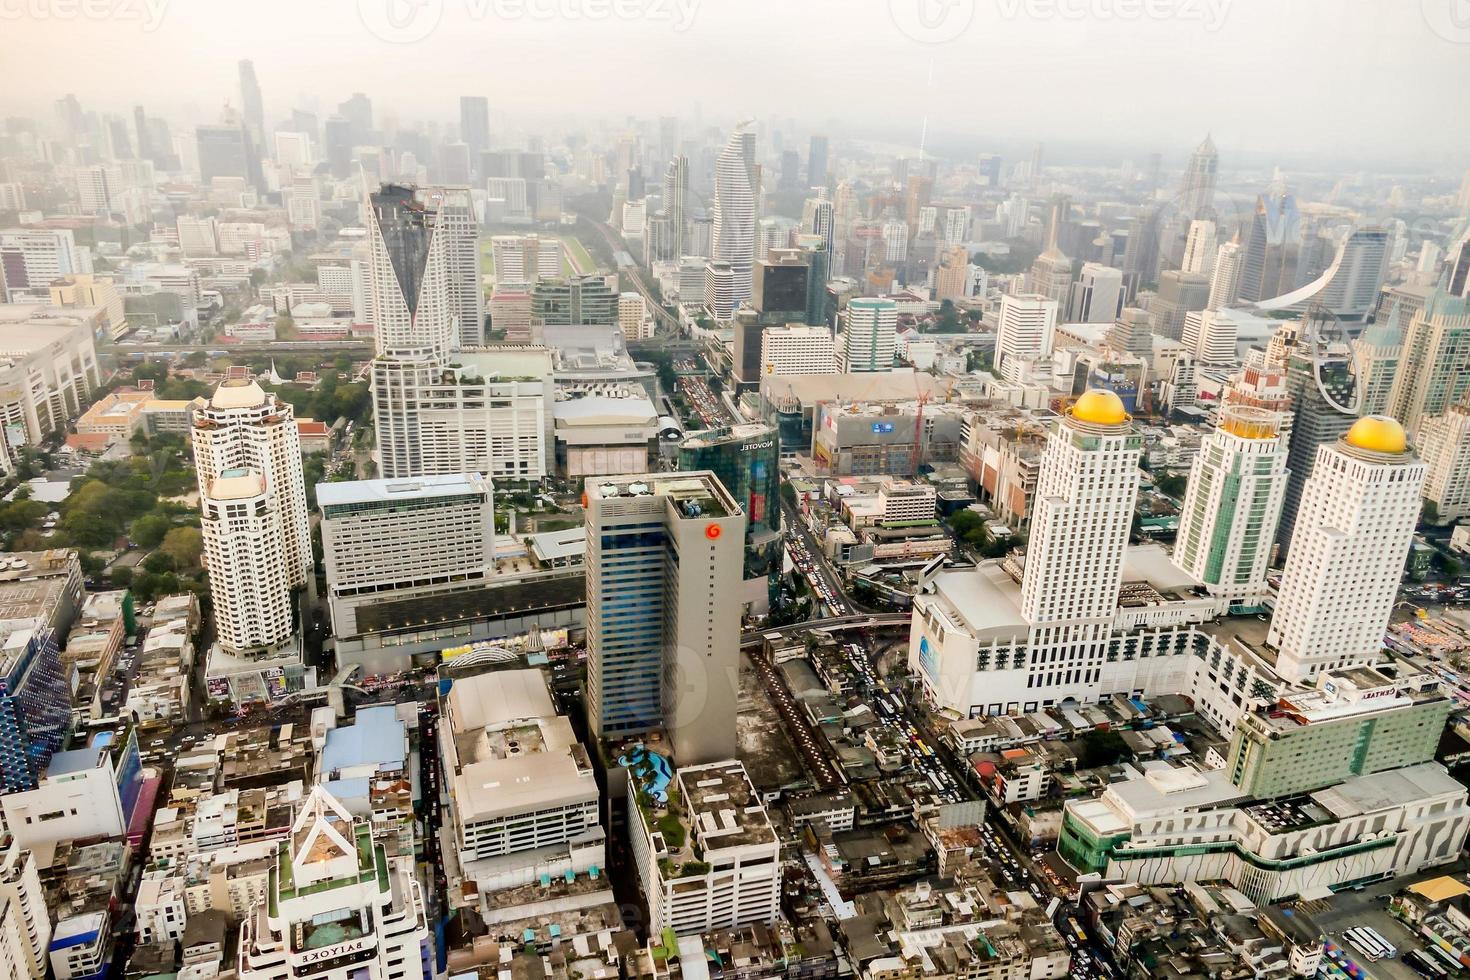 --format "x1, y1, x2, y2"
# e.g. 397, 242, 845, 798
1344, 415, 1407, 454
1070, 389, 1129, 426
